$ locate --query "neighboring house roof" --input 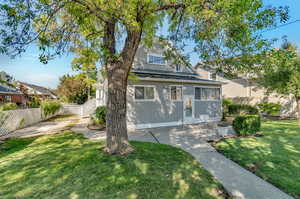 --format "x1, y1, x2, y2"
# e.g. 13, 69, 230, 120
133, 71, 222, 85
17, 82, 56, 98
195, 64, 256, 85
0, 84, 22, 94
